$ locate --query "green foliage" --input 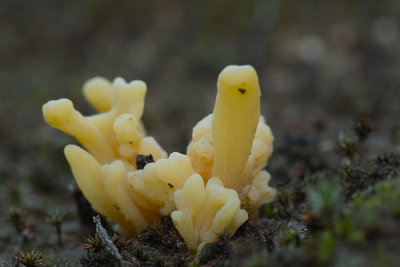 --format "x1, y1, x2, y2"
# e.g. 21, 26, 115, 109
47, 210, 66, 247
307, 179, 342, 220
6, 206, 26, 234
340, 154, 400, 199
262, 191, 292, 220
112, 234, 133, 252
277, 223, 308, 248
337, 131, 359, 156
47, 210, 66, 227
16, 249, 46, 267
129, 217, 193, 266
81, 234, 105, 252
